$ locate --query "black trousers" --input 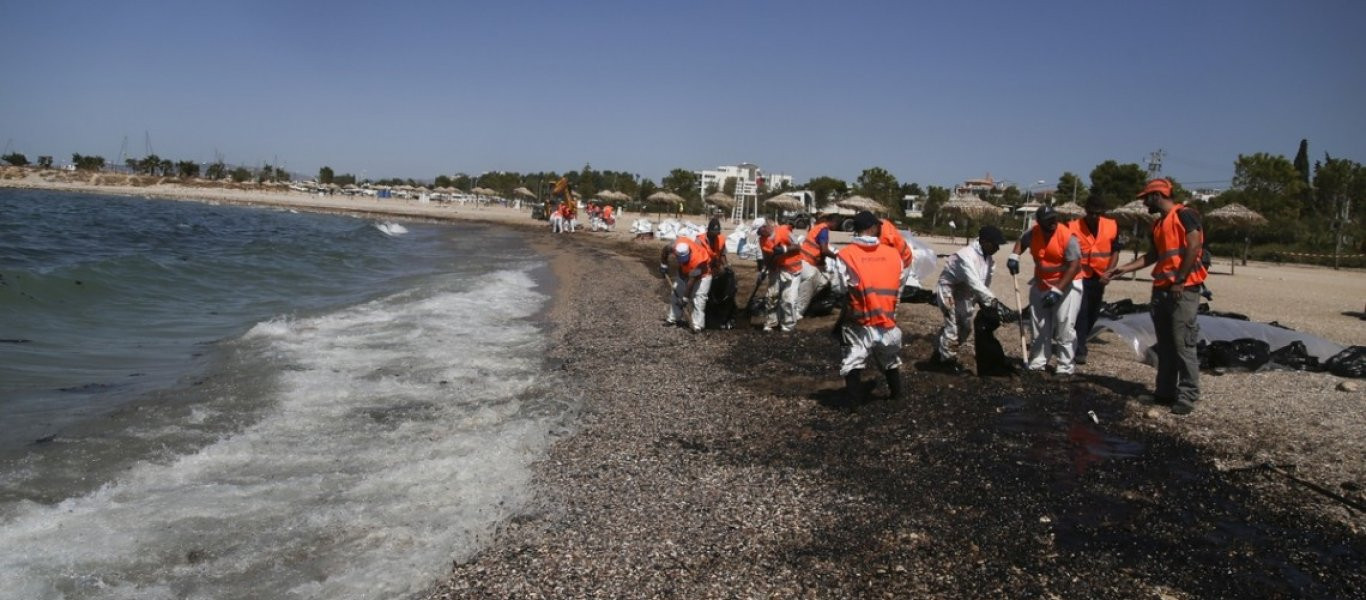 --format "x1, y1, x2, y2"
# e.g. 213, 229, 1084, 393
1073, 277, 1106, 360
